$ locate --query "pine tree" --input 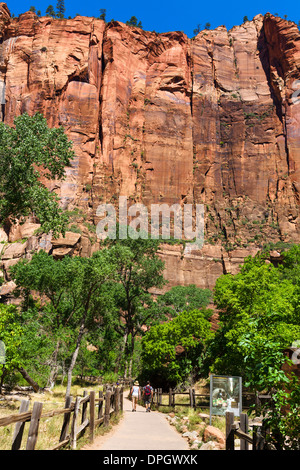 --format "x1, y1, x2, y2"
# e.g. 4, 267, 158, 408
56, 0, 65, 19
126, 16, 143, 29
193, 24, 201, 35
99, 8, 106, 22
45, 5, 56, 18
